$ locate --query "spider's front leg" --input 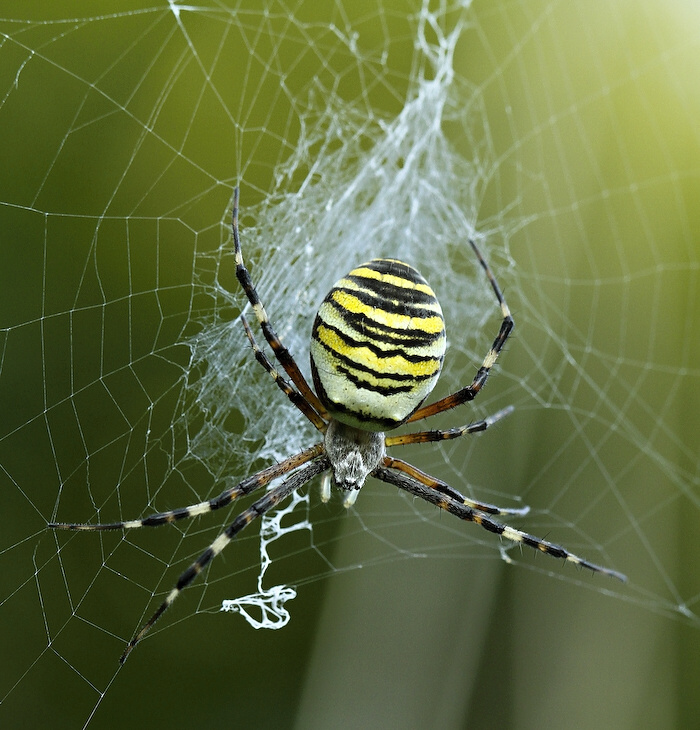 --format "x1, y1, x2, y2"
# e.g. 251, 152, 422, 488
119, 456, 330, 664
375, 465, 627, 583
